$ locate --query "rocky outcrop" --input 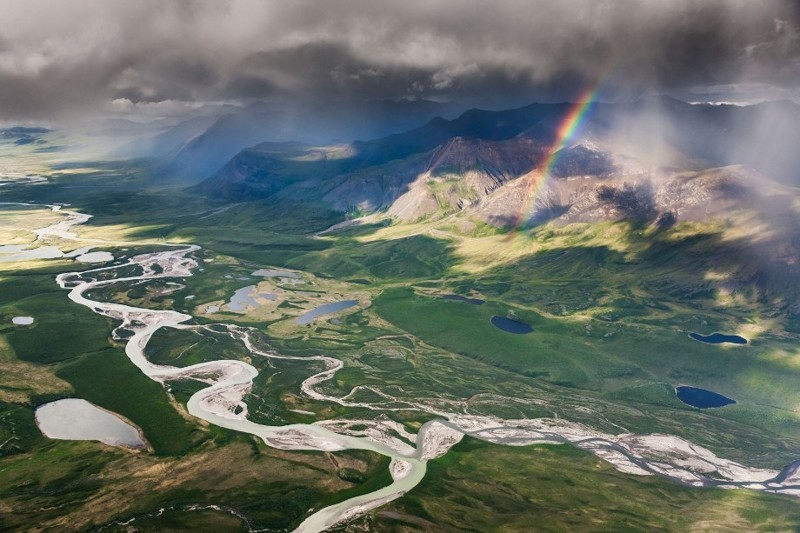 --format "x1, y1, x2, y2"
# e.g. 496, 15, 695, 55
472, 163, 773, 228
